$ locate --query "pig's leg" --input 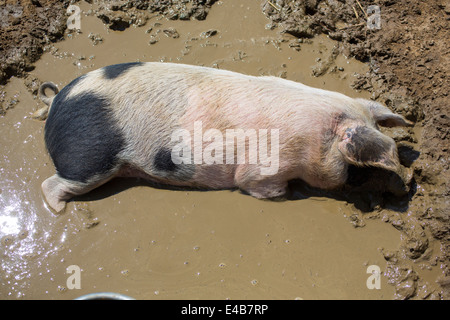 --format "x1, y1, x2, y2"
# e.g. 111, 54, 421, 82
234, 165, 288, 199
241, 179, 288, 199
41, 173, 115, 213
